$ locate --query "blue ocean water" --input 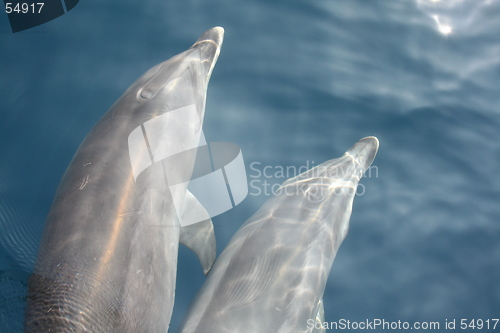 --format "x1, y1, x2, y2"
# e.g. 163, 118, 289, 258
1, 0, 499, 332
